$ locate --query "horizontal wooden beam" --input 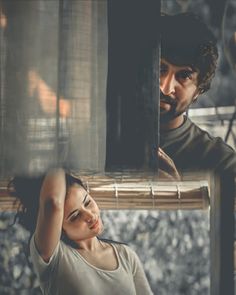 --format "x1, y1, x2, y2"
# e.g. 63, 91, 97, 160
0, 173, 210, 211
